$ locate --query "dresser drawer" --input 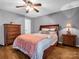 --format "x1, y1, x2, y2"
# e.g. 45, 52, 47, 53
7, 36, 16, 40
6, 39, 14, 45
6, 27, 20, 32
7, 32, 20, 35
4, 24, 20, 27
63, 36, 75, 41
63, 39, 75, 46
